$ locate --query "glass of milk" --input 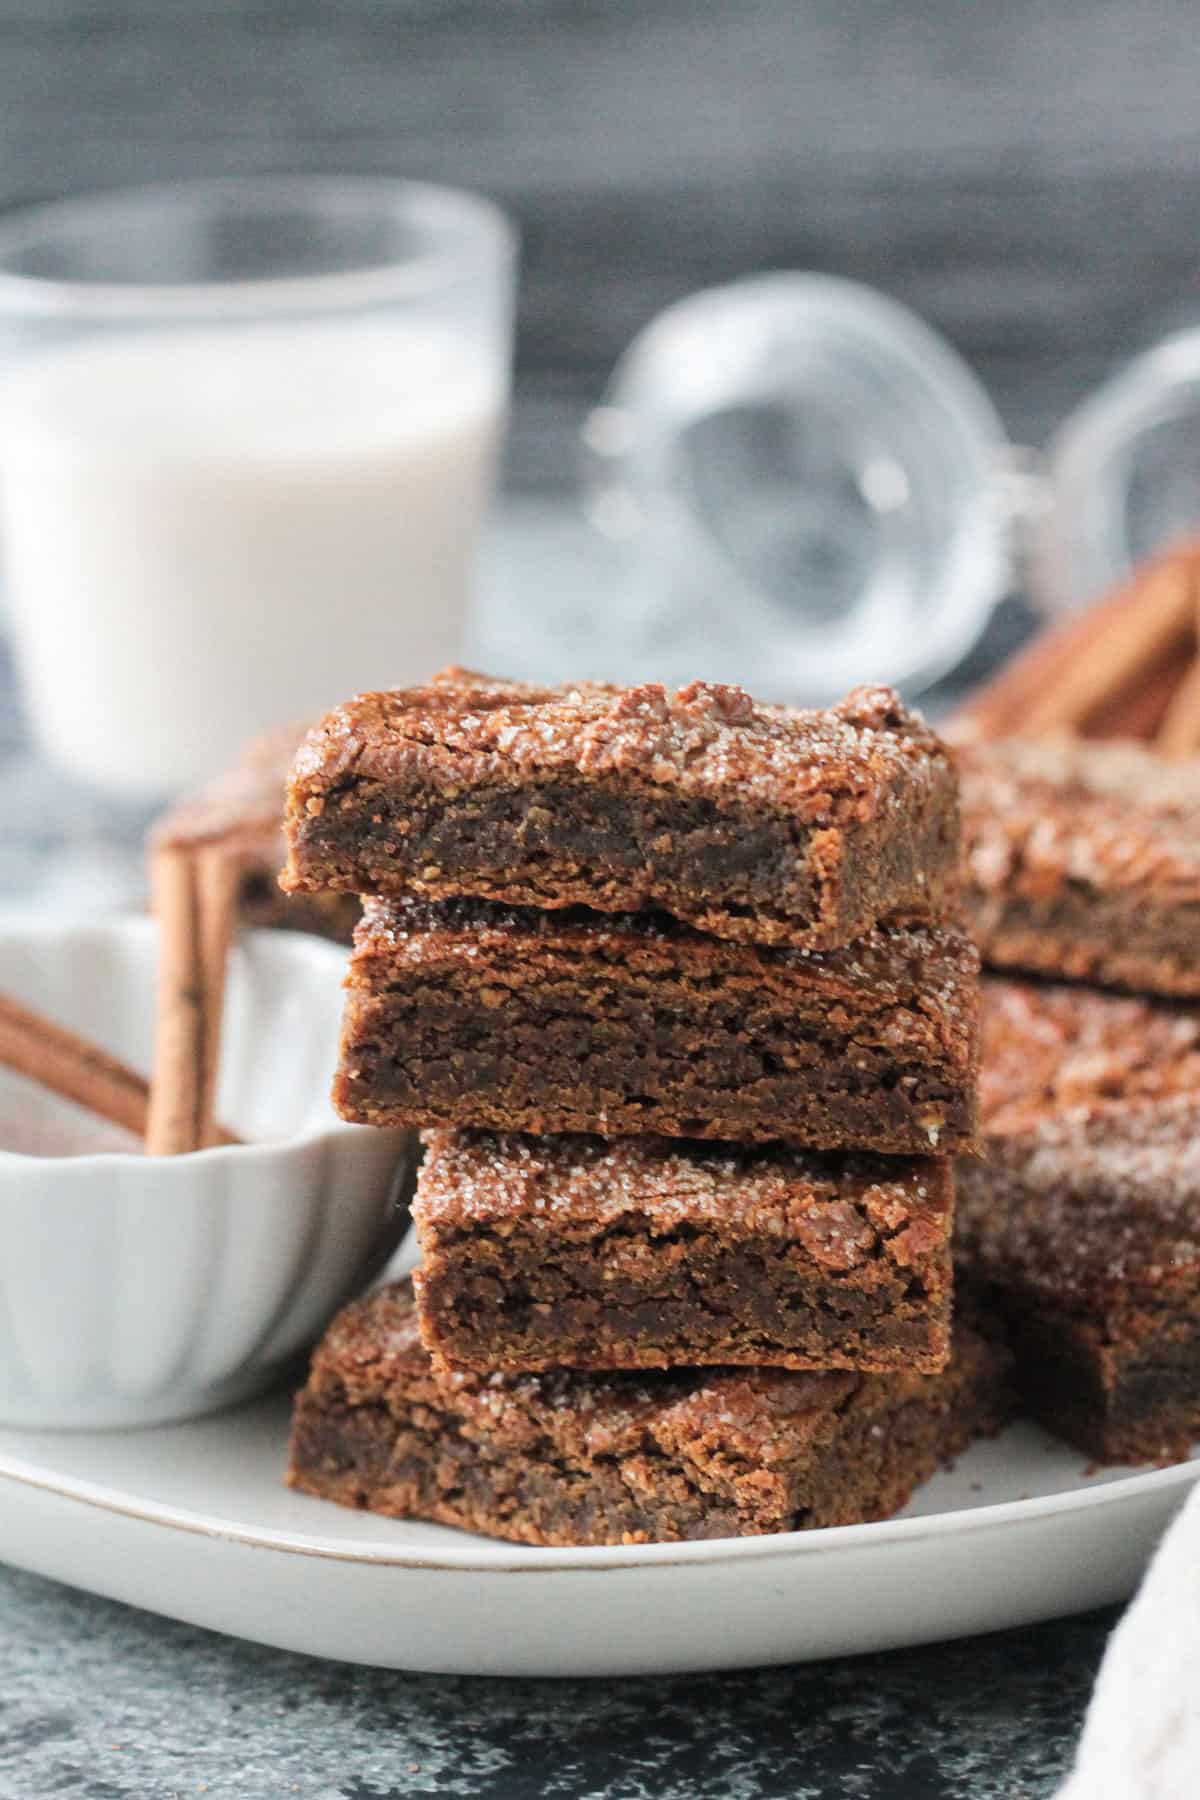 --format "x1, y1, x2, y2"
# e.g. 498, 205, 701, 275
0, 178, 517, 797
